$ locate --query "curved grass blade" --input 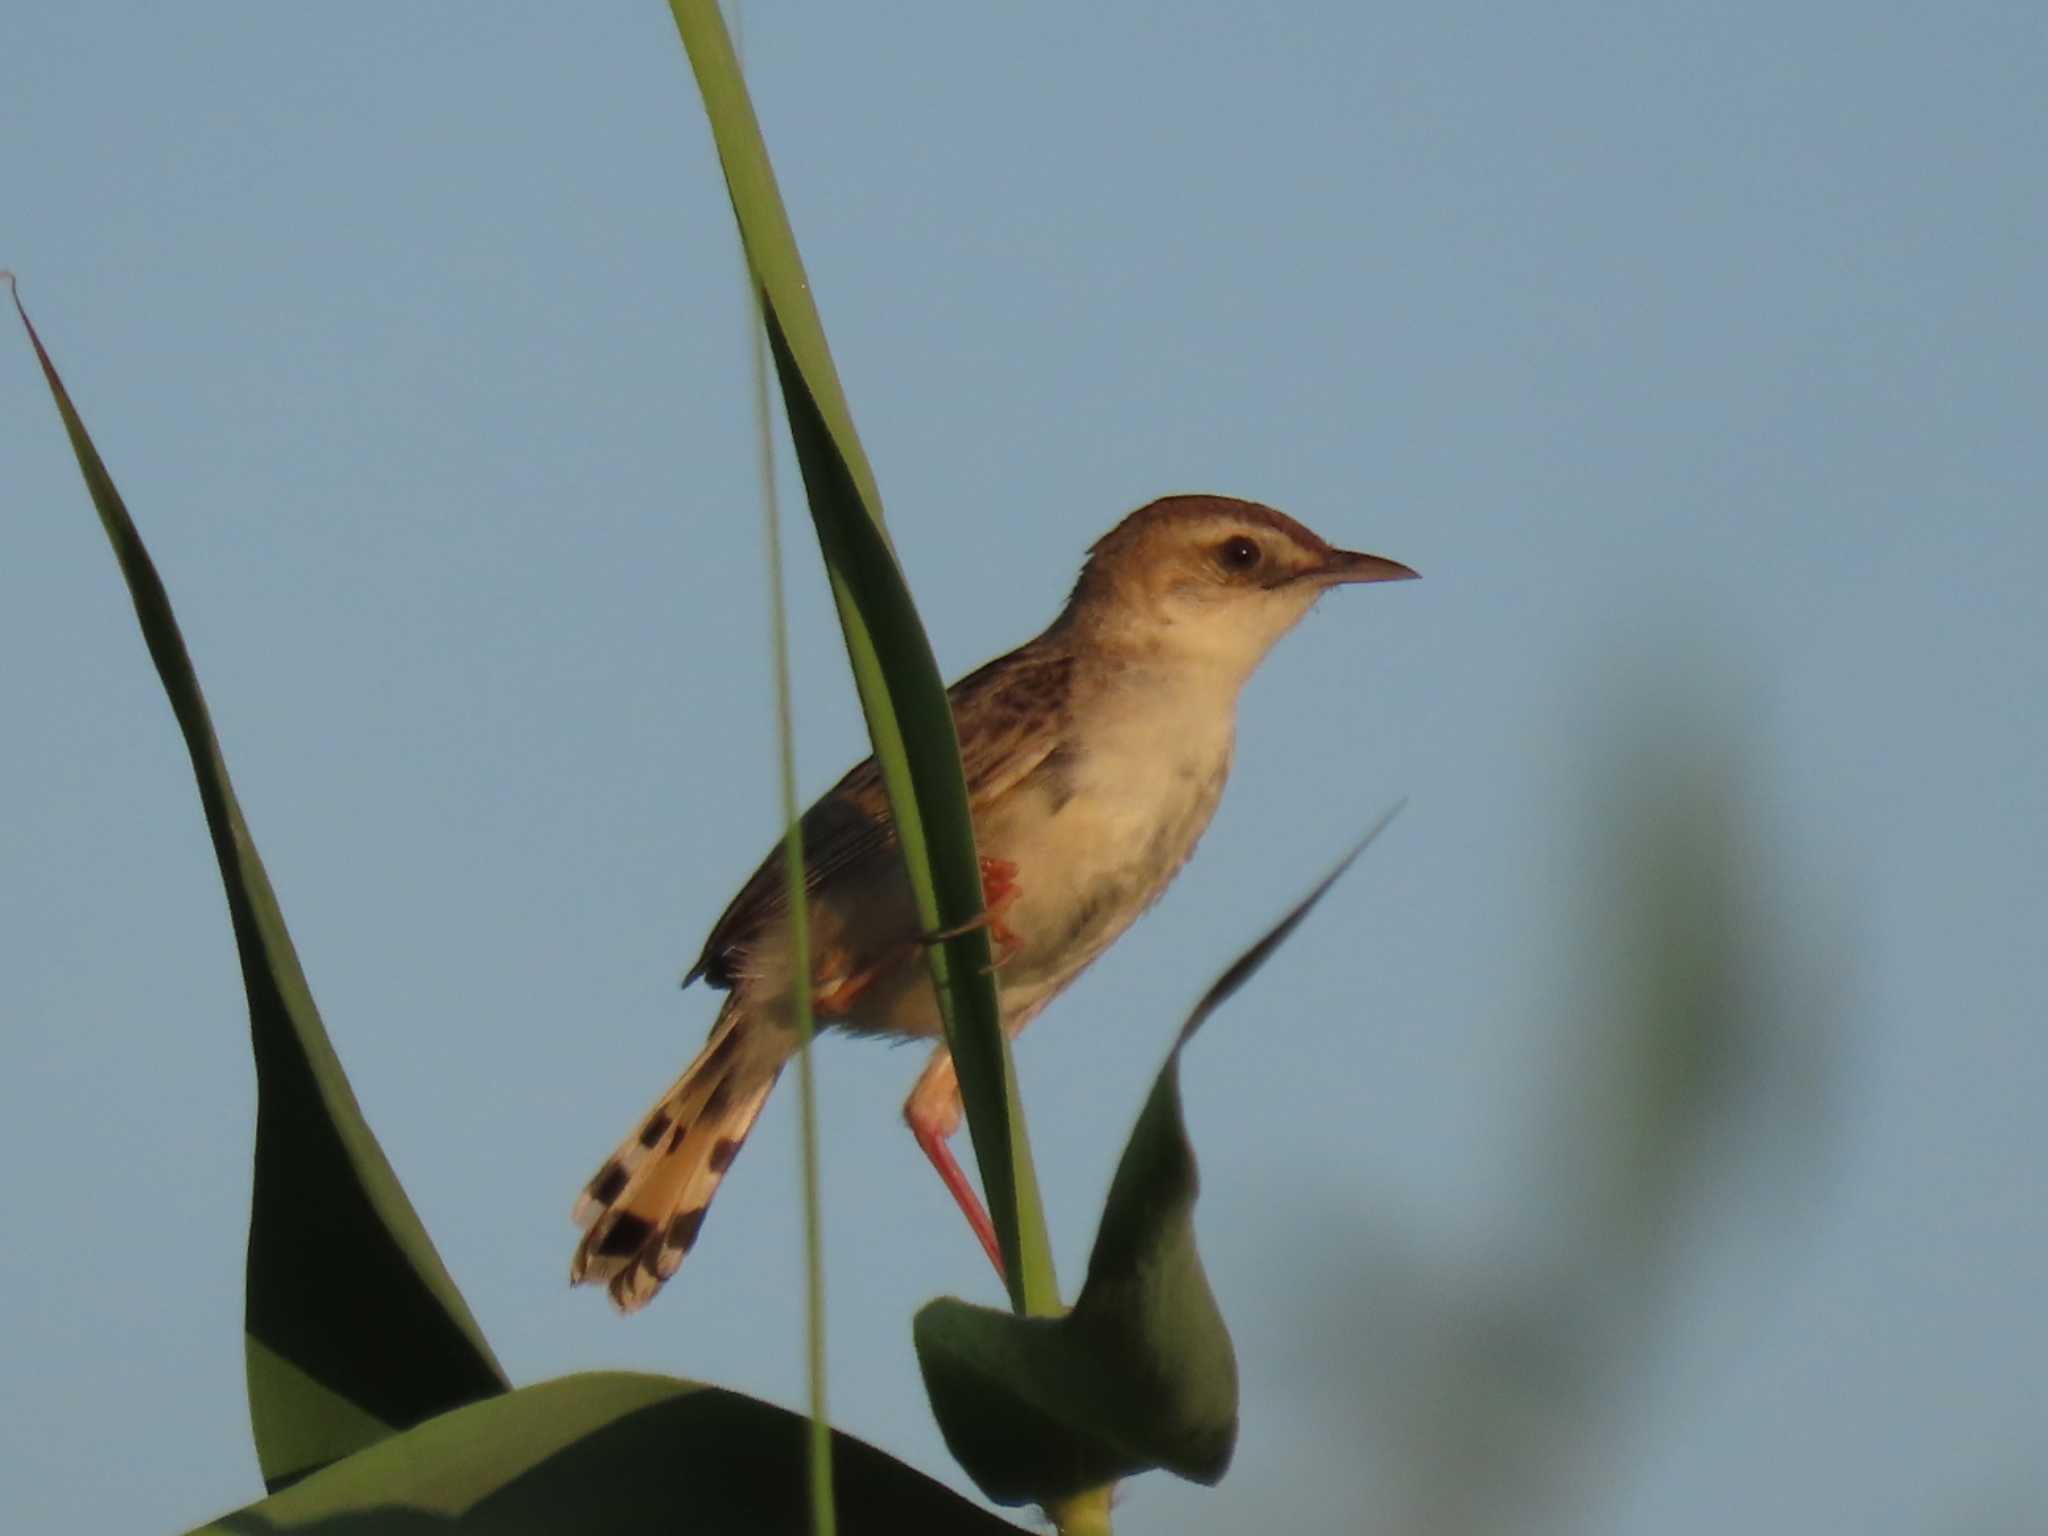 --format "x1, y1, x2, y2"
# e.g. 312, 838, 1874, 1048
11, 280, 509, 1492
914, 808, 1404, 1506
183, 1372, 1029, 1535
666, 3, 1055, 1317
